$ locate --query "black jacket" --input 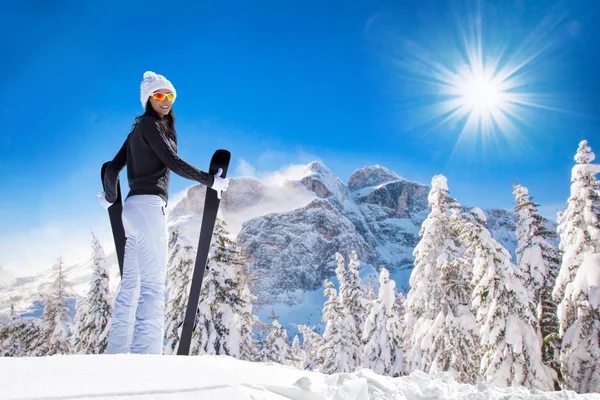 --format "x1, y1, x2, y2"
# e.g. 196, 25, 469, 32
103, 114, 214, 205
